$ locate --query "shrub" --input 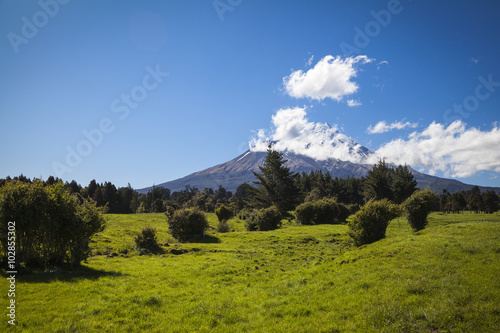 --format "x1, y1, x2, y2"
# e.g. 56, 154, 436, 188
215, 204, 233, 222
295, 201, 316, 225
134, 226, 160, 252
216, 220, 230, 233
402, 189, 438, 231
348, 199, 400, 246
295, 198, 350, 225
167, 208, 208, 241
244, 210, 259, 231
0, 181, 106, 269
314, 198, 339, 224
245, 206, 282, 231
257, 206, 282, 231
